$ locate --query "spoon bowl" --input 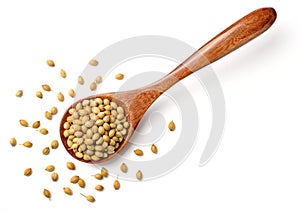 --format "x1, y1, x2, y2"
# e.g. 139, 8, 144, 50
60, 7, 277, 164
